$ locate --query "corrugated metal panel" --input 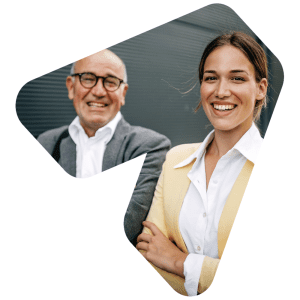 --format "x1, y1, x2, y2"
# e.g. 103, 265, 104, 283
16, 3, 283, 144
16, 63, 76, 137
